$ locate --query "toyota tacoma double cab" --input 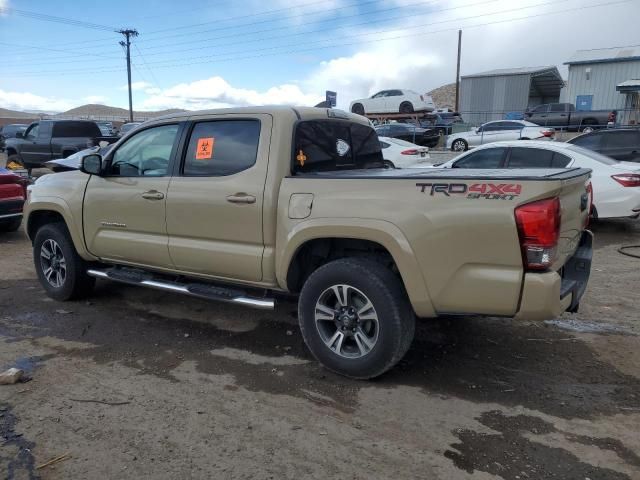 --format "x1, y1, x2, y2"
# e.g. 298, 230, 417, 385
24, 107, 593, 378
